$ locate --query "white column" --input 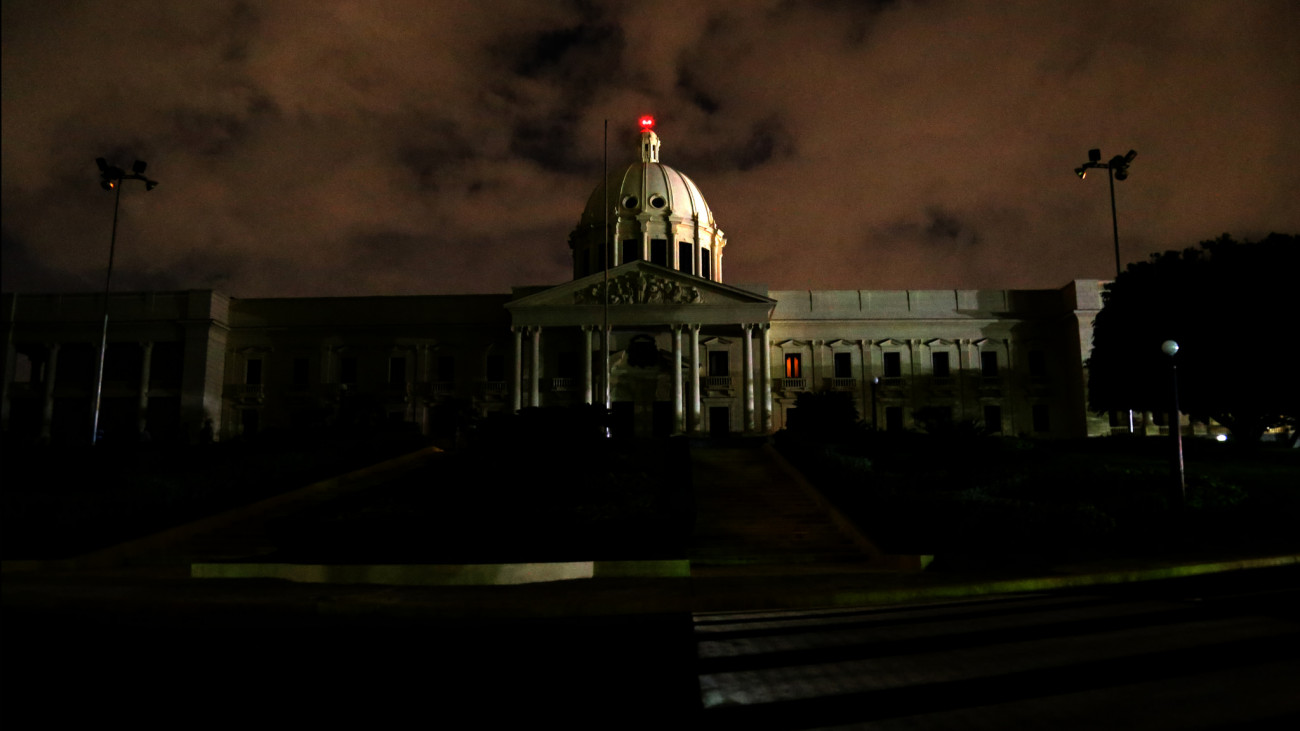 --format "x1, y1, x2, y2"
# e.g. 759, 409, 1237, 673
742, 324, 754, 433
859, 339, 872, 426
759, 324, 772, 432
689, 325, 701, 433
137, 341, 153, 434
529, 326, 541, 407
582, 326, 594, 405
672, 326, 684, 434
511, 327, 522, 413
39, 342, 59, 443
